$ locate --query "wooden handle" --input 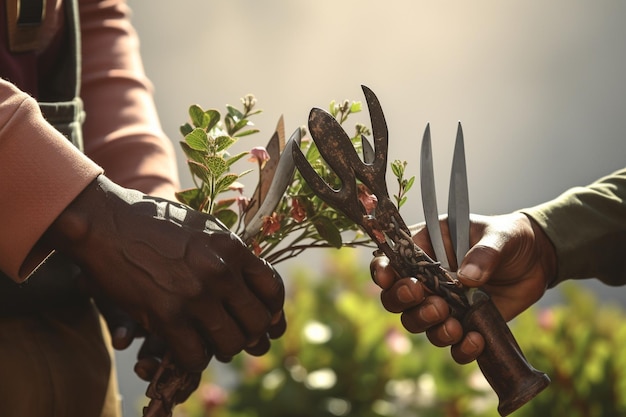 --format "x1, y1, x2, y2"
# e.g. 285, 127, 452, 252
376, 228, 549, 415
463, 293, 550, 416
